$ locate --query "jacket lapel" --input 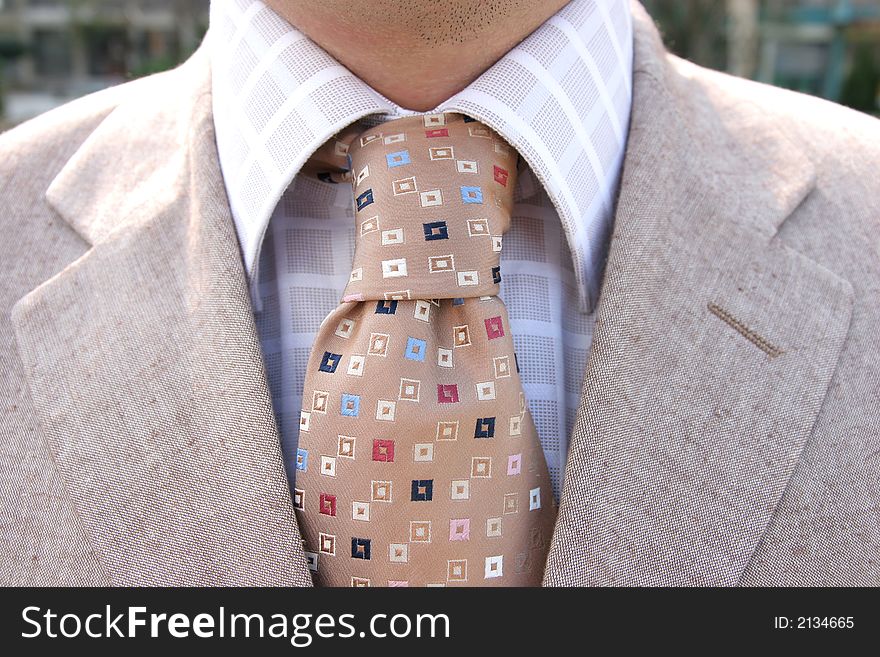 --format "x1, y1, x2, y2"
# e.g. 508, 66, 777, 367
544, 4, 854, 586
11, 46, 312, 586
